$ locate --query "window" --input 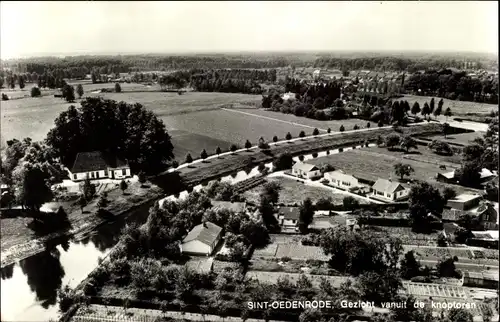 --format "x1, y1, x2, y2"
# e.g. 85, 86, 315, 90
122, 169, 126, 176
73, 174, 77, 180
